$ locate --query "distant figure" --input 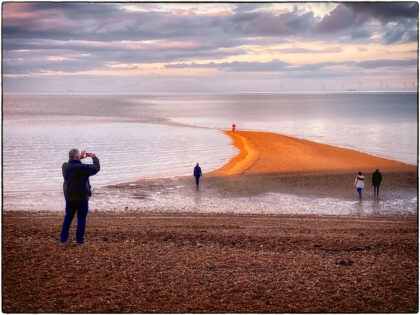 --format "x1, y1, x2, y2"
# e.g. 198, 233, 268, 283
61, 149, 100, 244
372, 169, 383, 196
354, 171, 365, 200
232, 123, 236, 132
193, 163, 202, 187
